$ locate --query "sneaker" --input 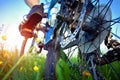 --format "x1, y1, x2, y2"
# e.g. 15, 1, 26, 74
19, 3, 46, 38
